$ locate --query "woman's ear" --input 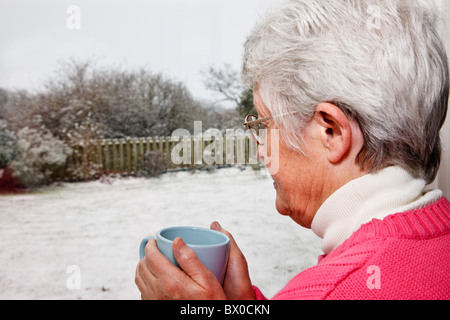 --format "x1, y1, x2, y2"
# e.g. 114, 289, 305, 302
314, 103, 352, 164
